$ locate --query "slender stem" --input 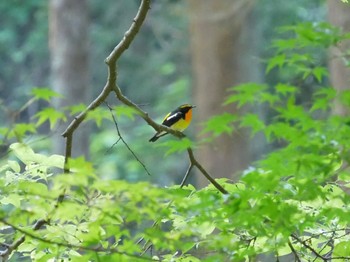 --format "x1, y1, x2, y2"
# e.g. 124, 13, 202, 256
180, 164, 194, 187
187, 148, 228, 194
